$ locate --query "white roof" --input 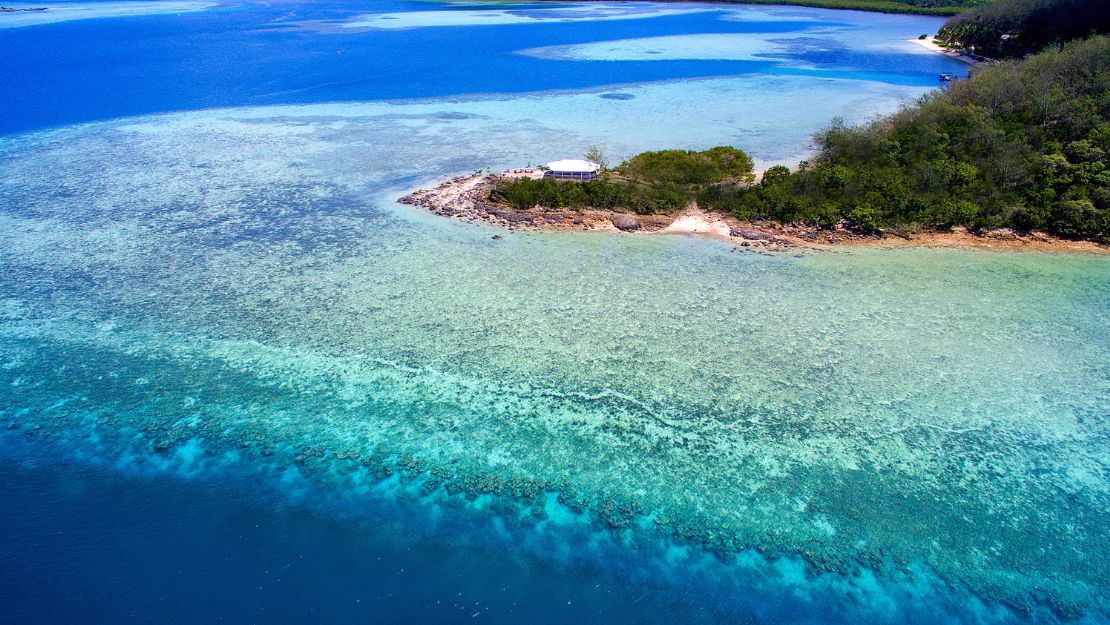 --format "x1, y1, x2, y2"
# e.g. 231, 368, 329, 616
546, 159, 600, 173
